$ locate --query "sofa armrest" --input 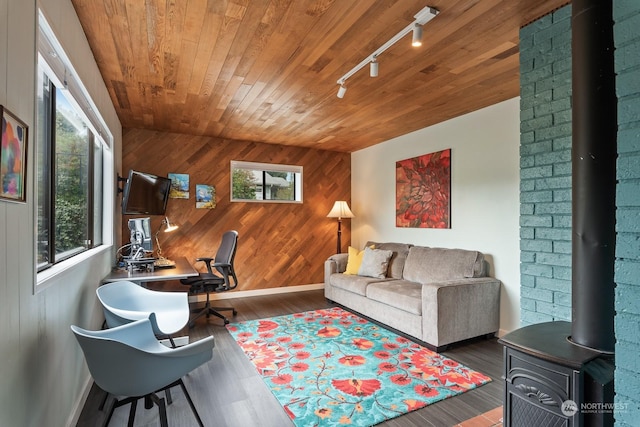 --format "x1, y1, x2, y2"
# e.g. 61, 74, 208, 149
324, 254, 349, 300
326, 253, 348, 275
421, 277, 501, 347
